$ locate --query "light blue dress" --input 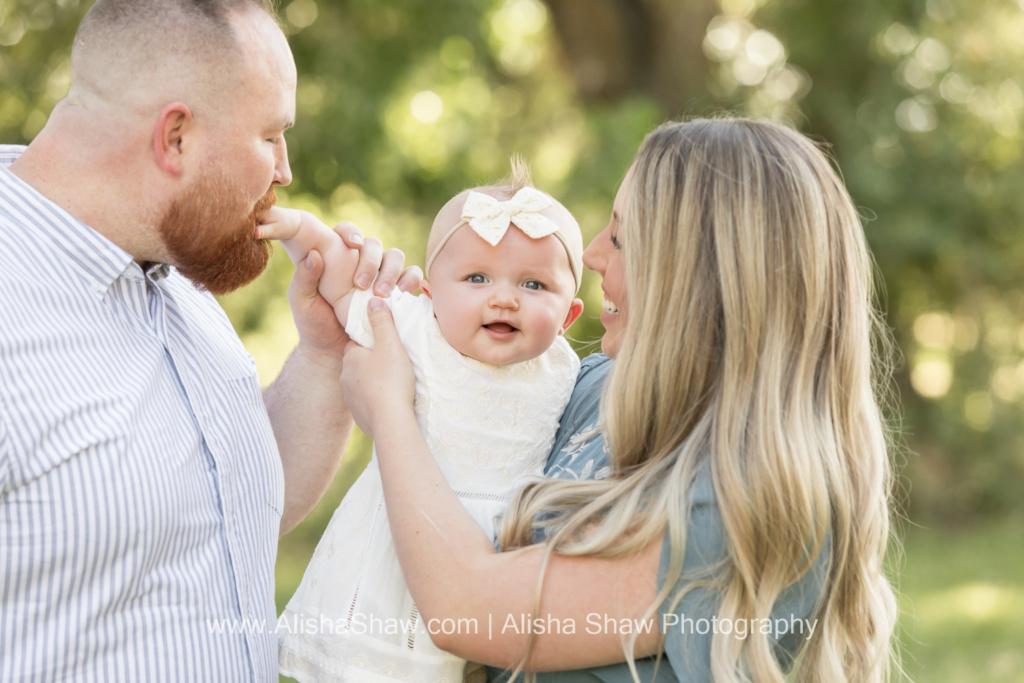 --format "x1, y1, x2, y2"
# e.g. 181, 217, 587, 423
490, 354, 827, 681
